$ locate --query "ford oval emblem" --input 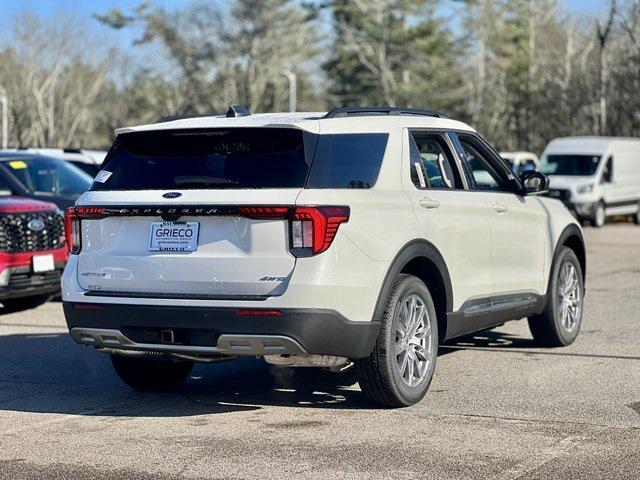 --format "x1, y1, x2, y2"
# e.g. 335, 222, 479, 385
162, 192, 182, 199
27, 219, 45, 232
